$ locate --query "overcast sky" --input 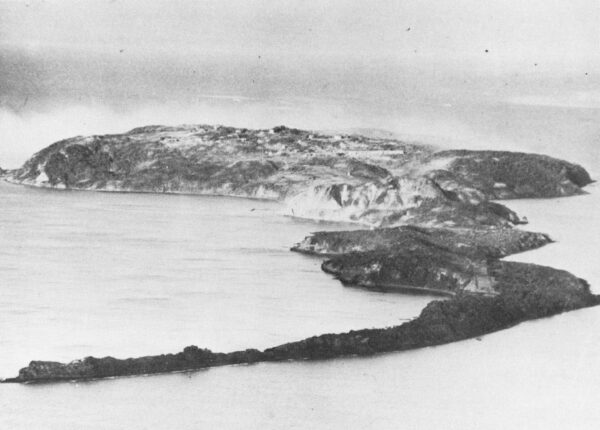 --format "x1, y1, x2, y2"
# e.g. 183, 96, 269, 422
1, 0, 598, 168
1, 0, 598, 69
